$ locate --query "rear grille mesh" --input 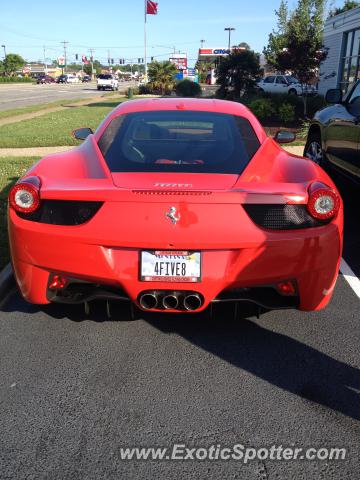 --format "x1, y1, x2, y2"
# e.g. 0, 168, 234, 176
243, 204, 326, 230
17, 200, 103, 225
